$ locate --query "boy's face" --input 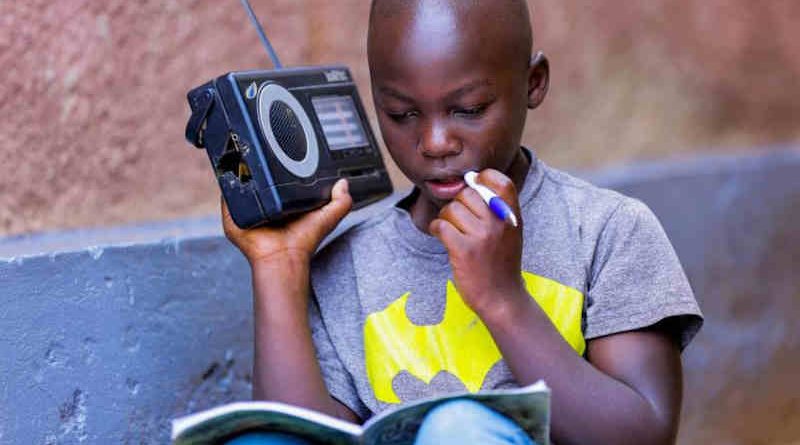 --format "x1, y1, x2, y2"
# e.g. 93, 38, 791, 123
368, 3, 537, 209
